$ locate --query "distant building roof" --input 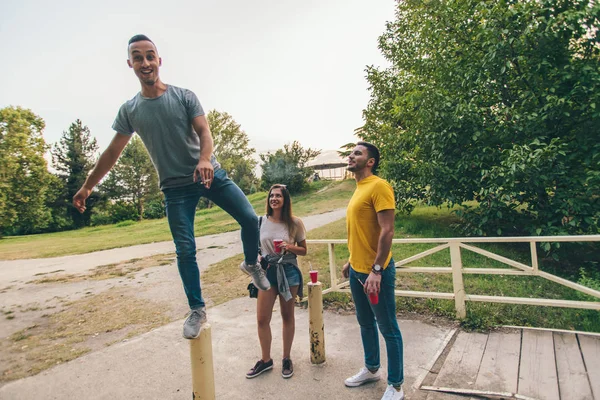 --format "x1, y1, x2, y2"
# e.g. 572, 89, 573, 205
307, 150, 347, 169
